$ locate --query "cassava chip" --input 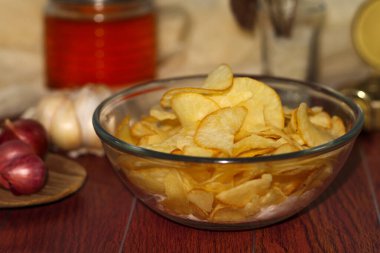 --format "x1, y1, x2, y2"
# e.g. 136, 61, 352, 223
202, 64, 233, 90
297, 103, 334, 147
210, 204, 246, 222
171, 92, 219, 129
260, 187, 287, 206
114, 63, 348, 224
194, 106, 247, 156
187, 189, 214, 213
212, 77, 284, 130
237, 148, 275, 158
130, 116, 159, 138
309, 111, 332, 129
162, 170, 191, 214
233, 133, 279, 156
150, 105, 177, 121
127, 168, 170, 195
160, 87, 224, 108
115, 115, 135, 144
216, 174, 272, 207
182, 145, 216, 157
329, 116, 346, 138
272, 143, 300, 155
